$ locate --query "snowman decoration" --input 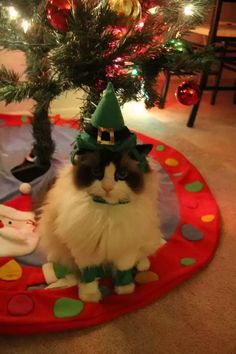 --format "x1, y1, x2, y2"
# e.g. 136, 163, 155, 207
0, 184, 39, 258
